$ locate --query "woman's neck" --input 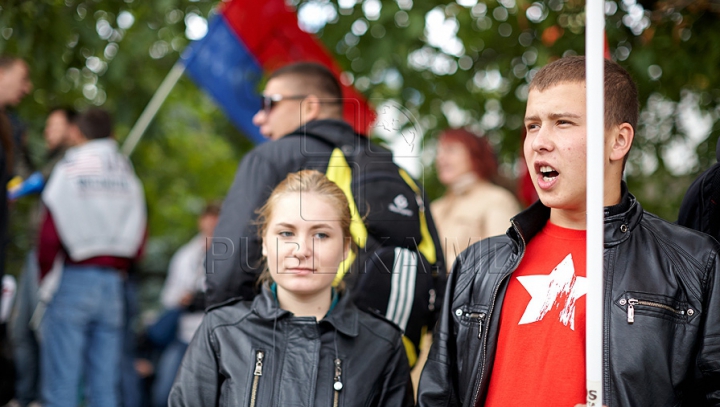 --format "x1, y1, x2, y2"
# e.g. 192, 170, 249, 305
276, 286, 333, 321
449, 172, 481, 195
